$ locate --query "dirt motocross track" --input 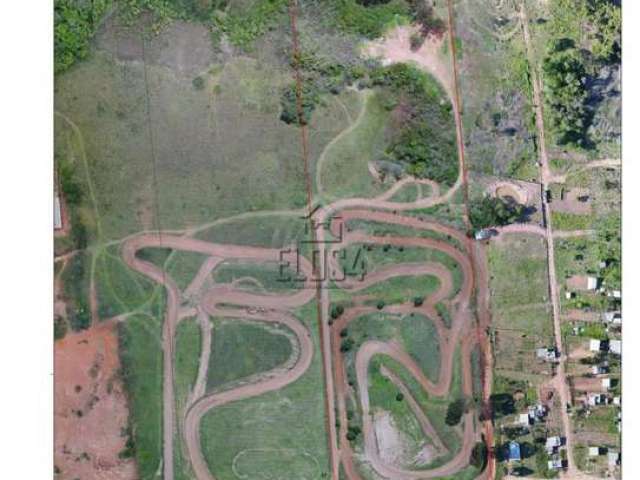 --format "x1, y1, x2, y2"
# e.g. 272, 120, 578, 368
114, 1, 495, 479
